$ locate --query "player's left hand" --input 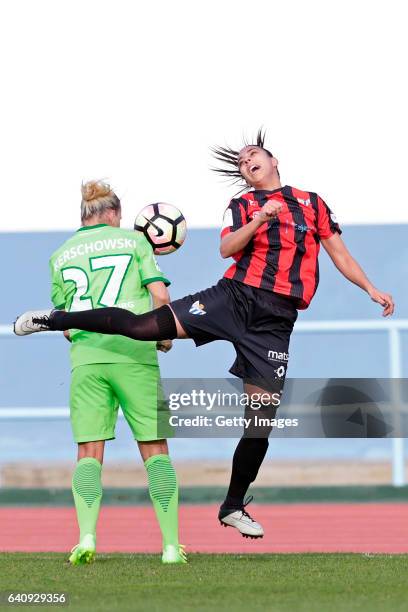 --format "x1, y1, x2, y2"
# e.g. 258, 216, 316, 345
157, 339, 173, 352
368, 288, 394, 317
